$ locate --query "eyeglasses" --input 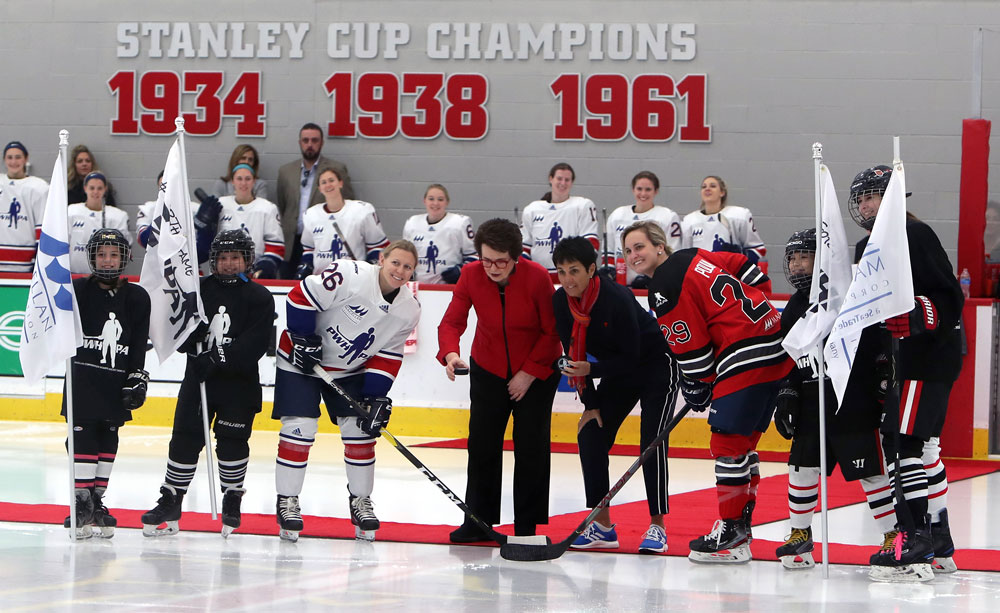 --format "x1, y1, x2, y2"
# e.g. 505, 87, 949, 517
301, 168, 311, 188
481, 256, 511, 270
